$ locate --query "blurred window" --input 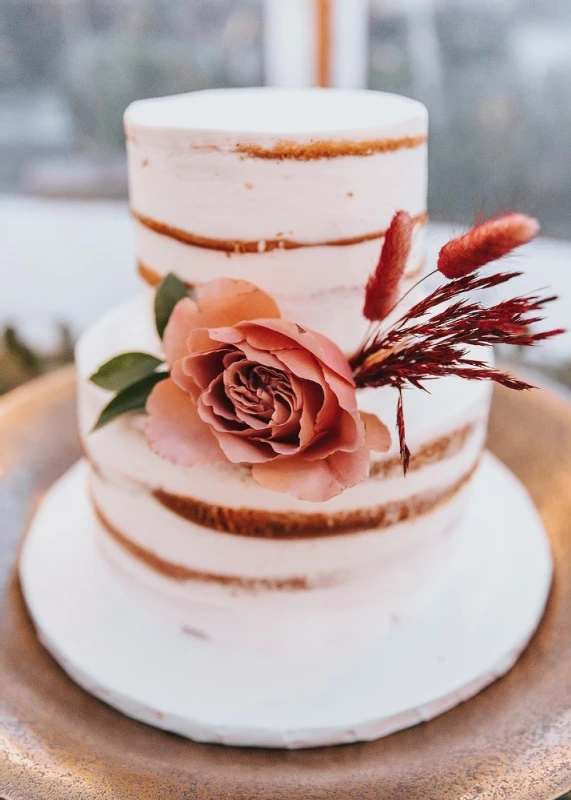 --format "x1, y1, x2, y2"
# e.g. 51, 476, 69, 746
369, 0, 571, 237
0, 0, 263, 197
1, 0, 571, 237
